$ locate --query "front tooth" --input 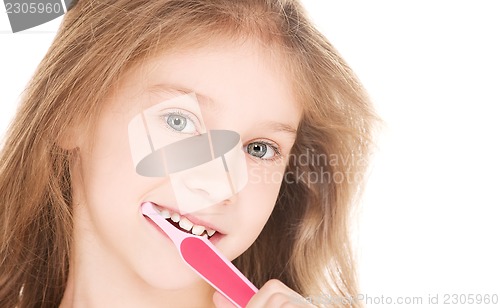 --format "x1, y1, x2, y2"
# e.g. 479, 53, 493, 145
191, 225, 206, 236
171, 213, 180, 222
206, 229, 216, 237
160, 210, 171, 219
179, 217, 194, 231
